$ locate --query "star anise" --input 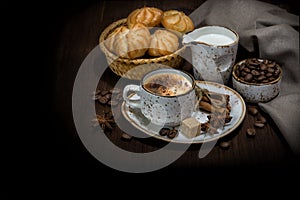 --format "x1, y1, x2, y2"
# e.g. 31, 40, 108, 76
92, 111, 116, 131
